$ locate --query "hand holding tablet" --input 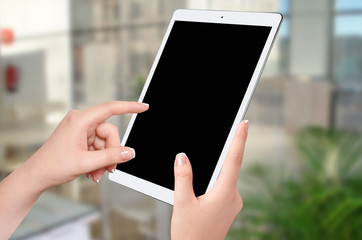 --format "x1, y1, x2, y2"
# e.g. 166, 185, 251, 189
109, 9, 282, 205
171, 120, 248, 240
